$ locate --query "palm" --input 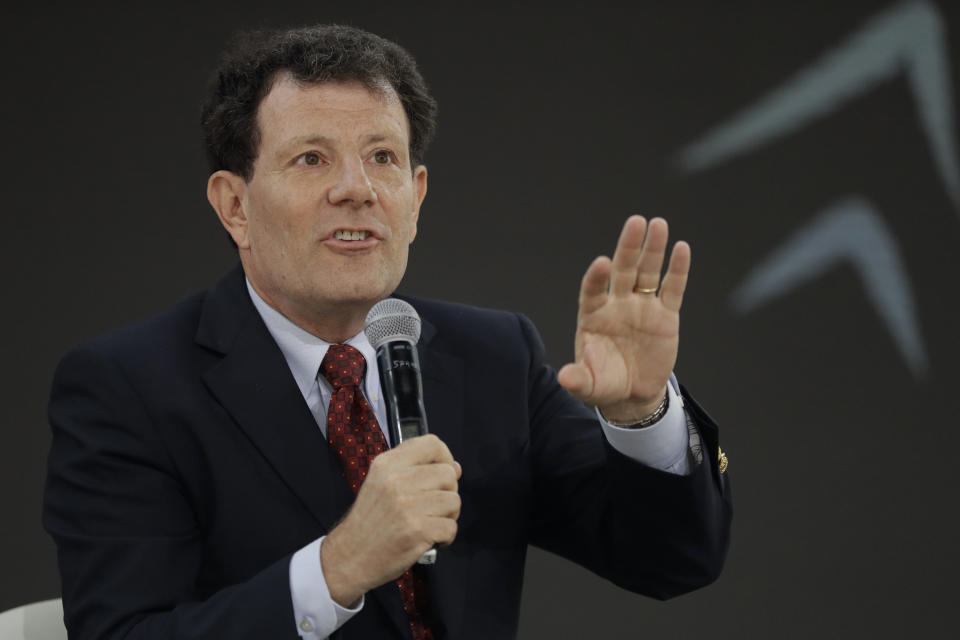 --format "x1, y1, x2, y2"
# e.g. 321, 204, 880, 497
558, 217, 690, 421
